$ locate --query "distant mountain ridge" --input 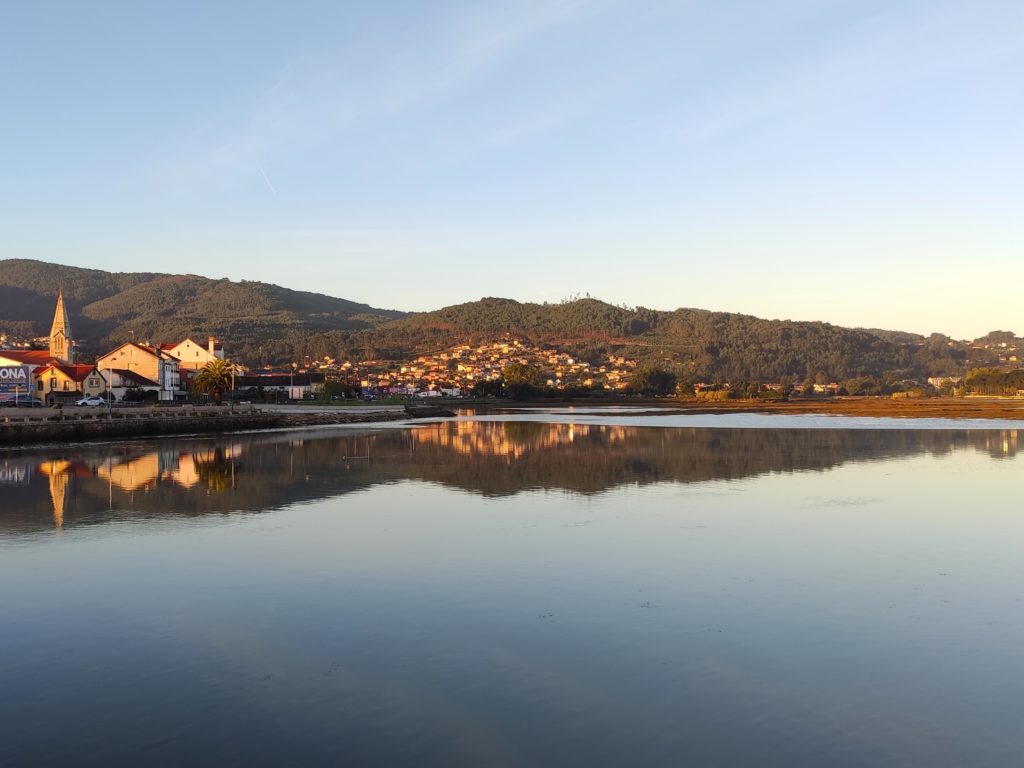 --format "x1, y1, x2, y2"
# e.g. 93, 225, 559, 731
0, 259, 1011, 380
0, 259, 406, 356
